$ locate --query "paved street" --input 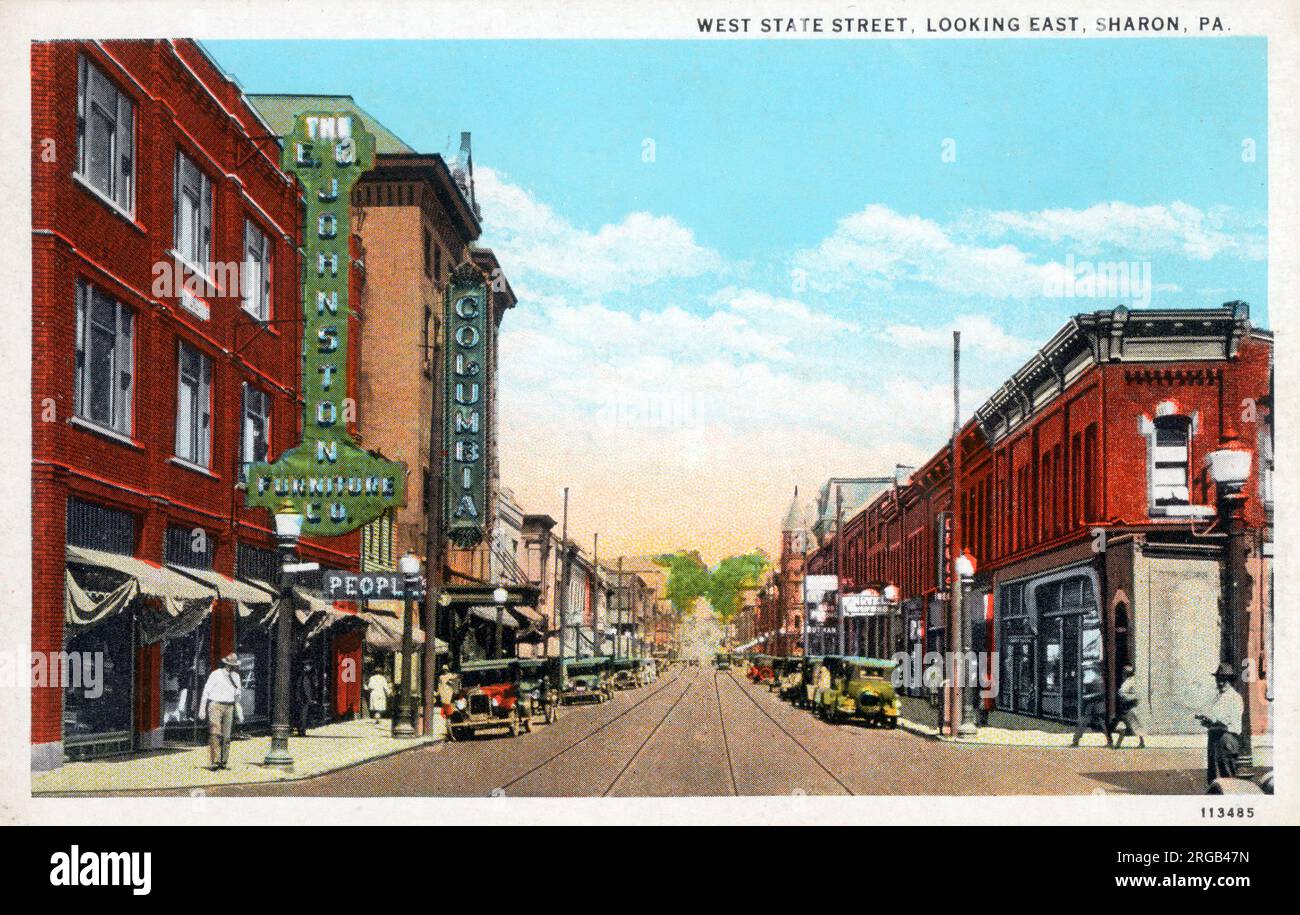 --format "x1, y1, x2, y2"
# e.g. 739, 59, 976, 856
132, 665, 1210, 798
